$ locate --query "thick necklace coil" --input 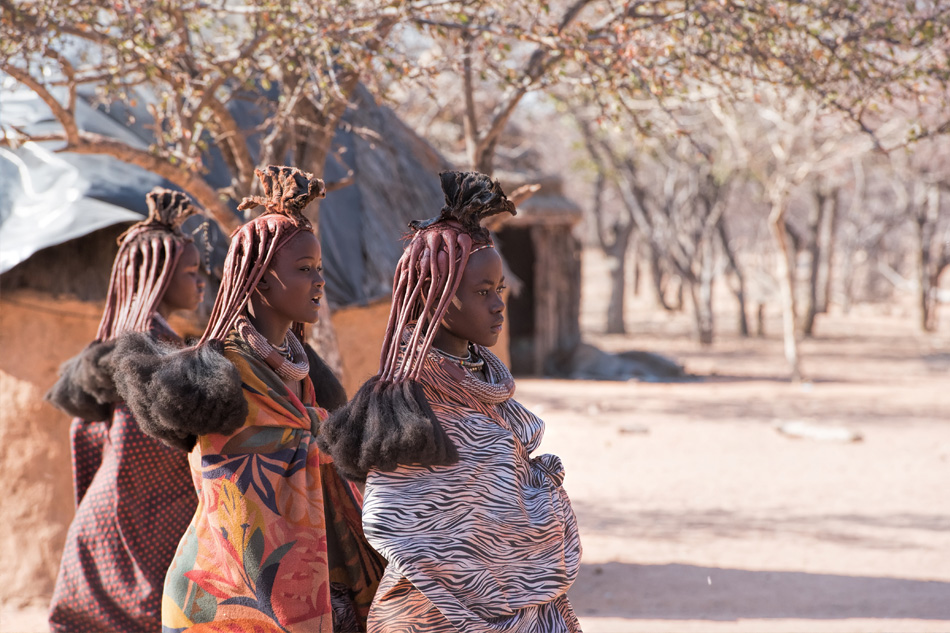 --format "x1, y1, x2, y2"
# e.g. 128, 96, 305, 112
432, 345, 485, 370
235, 314, 309, 381
428, 344, 514, 404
